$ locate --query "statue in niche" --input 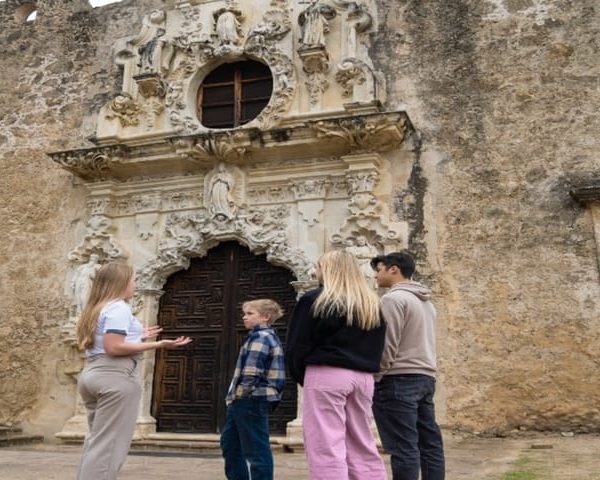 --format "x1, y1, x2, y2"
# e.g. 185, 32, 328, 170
346, 235, 377, 285
132, 9, 174, 75
71, 254, 102, 316
213, 7, 243, 46
298, 0, 337, 48
209, 163, 236, 219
